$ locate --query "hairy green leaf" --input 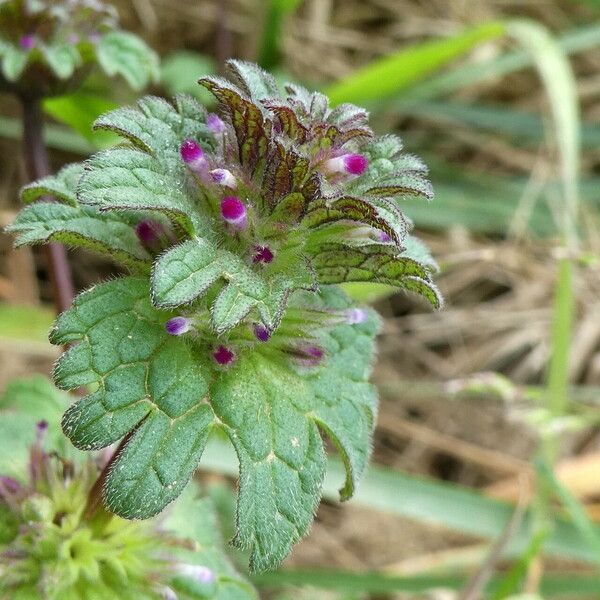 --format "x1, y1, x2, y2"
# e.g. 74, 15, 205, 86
7, 202, 151, 268
52, 277, 215, 518
96, 30, 159, 91
20, 163, 85, 206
